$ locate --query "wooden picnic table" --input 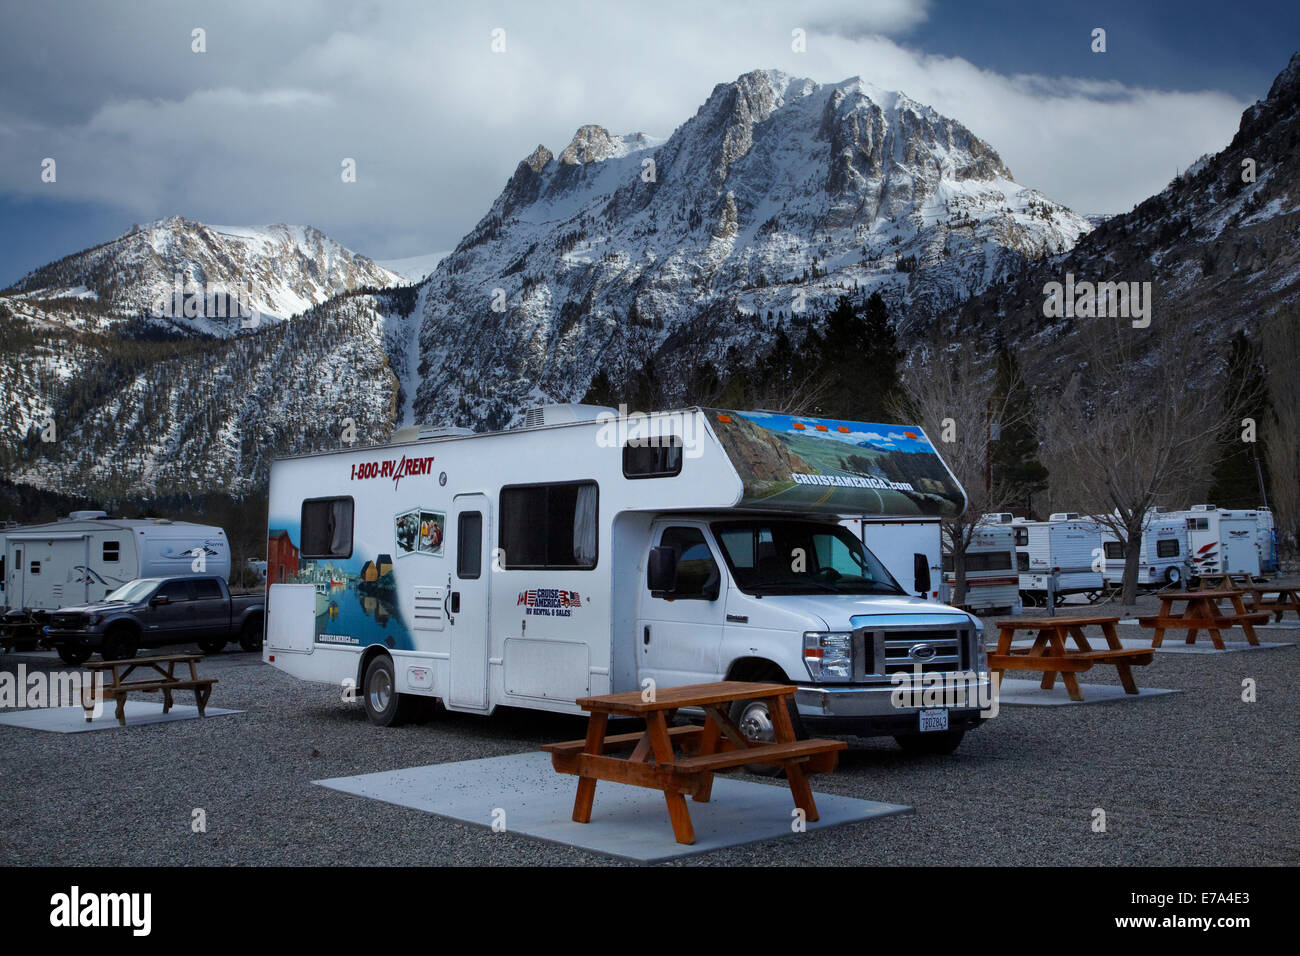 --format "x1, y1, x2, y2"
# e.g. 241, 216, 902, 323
80, 653, 217, 726
1137, 590, 1270, 650
1197, 572, 1257, 590
988, 614, 1153, 702
1242, 584, 1300, 623
542, 681, 845, 845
